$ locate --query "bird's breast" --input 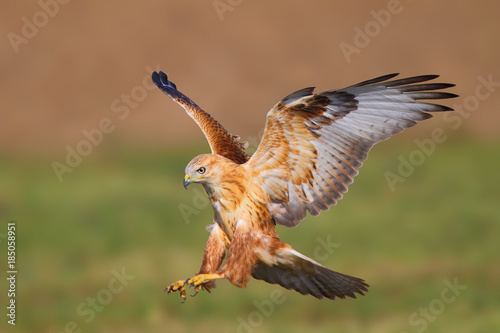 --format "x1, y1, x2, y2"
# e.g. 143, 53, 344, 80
211, 195, 274, 241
